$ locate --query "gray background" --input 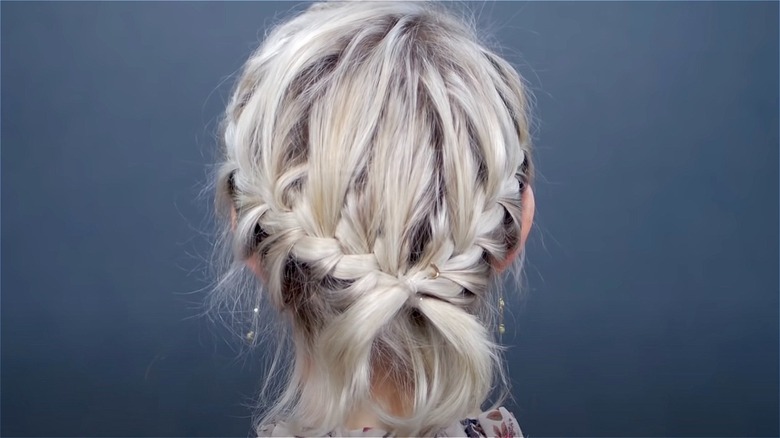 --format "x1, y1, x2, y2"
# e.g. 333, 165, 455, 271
2, 1, 778, 437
